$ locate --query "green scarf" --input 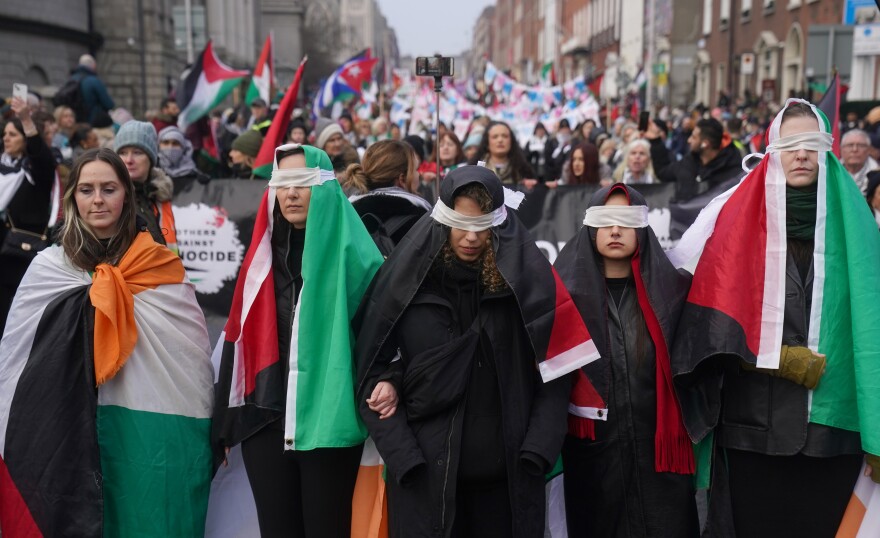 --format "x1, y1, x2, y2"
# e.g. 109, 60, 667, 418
786, 182, 818, 240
